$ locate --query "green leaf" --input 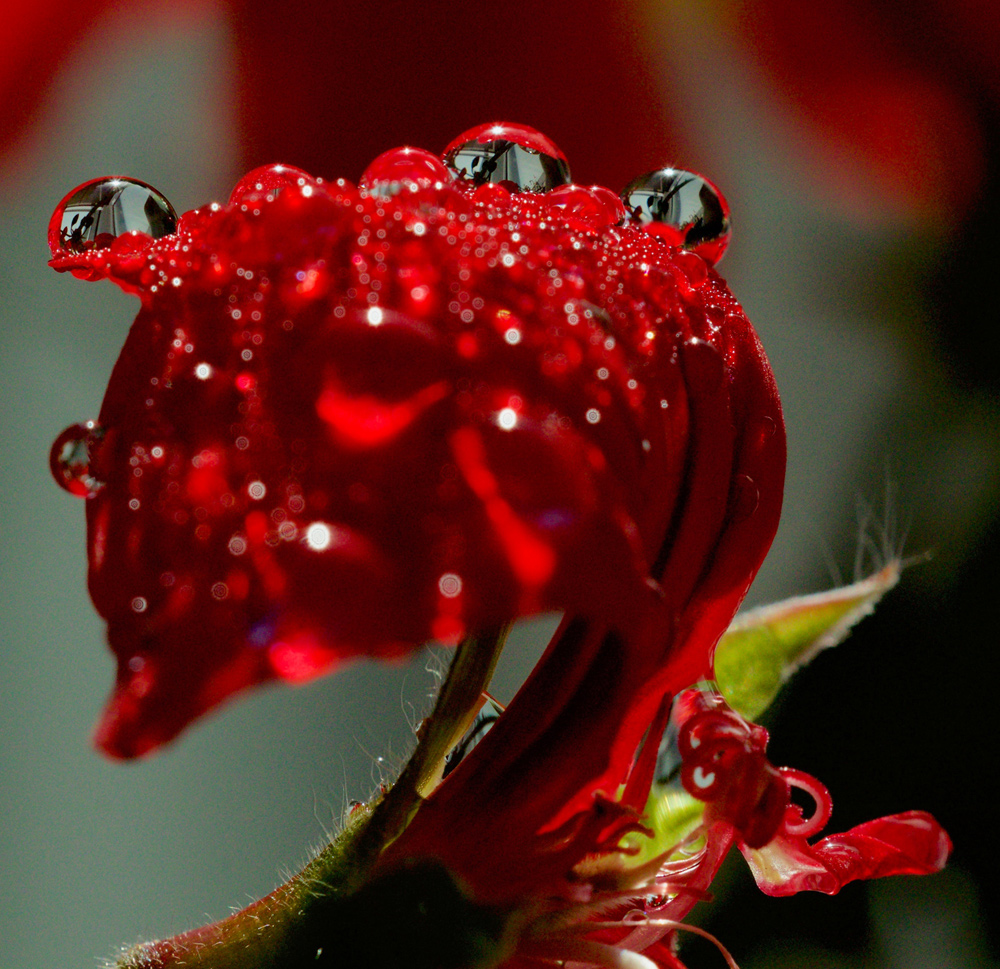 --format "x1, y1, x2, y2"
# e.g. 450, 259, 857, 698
714, 562, 901, 720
